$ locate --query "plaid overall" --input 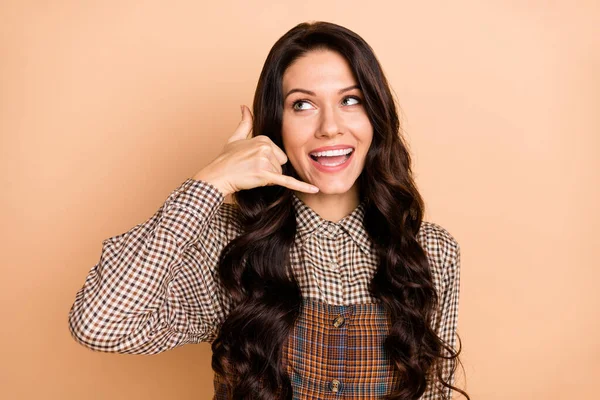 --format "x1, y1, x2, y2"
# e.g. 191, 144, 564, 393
213, 298, 401, 399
